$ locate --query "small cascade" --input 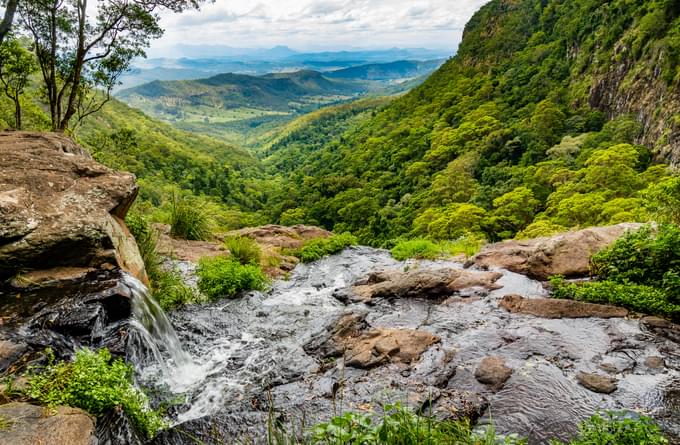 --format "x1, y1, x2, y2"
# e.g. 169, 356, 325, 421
122, 274, 199, 391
